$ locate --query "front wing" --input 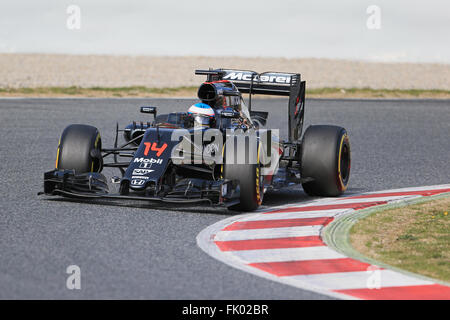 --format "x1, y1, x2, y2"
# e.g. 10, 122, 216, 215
40, 169, 240, 207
